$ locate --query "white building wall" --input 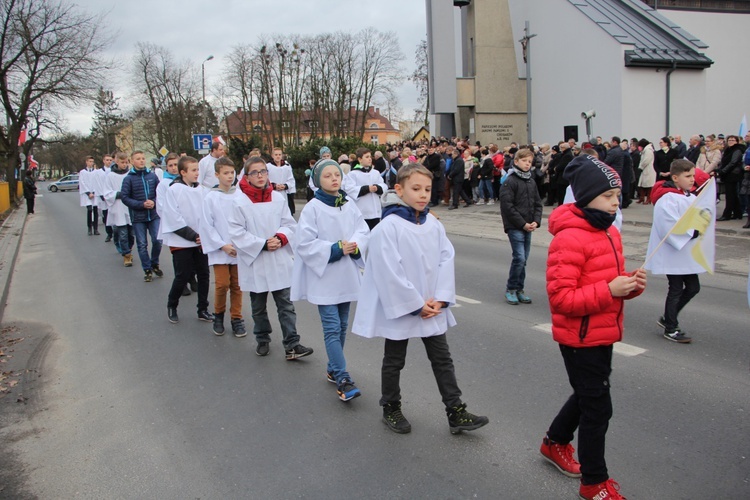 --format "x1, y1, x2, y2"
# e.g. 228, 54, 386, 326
508, 0, 625, 144
661, 10, 750, 137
